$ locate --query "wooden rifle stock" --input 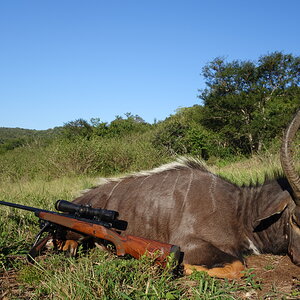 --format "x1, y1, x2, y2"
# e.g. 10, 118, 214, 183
37, 211, 180, 265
